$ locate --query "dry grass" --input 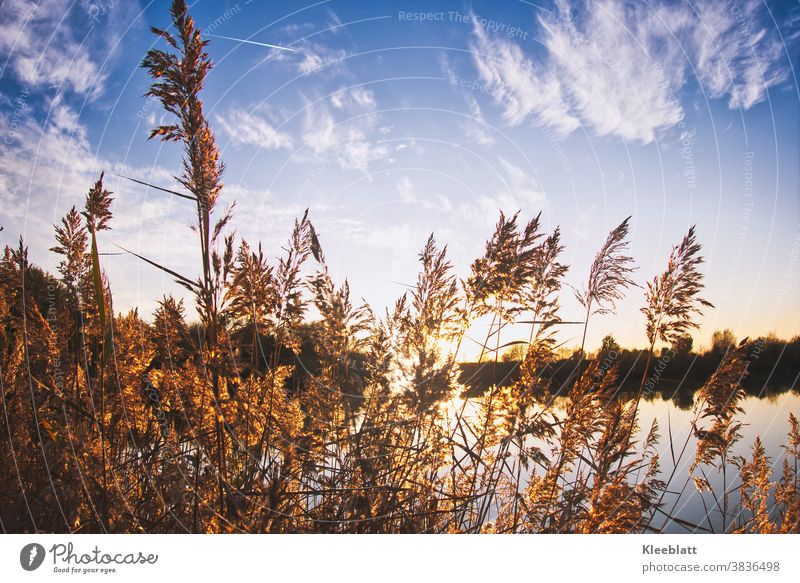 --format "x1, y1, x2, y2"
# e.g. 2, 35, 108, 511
0, 0, 797, 534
